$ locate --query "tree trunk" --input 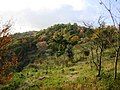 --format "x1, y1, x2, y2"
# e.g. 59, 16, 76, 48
114, 24, 120, 79
97, 48, 103, 77
96, 46, 99, 63
90, 48, 93, 68
114, 47, 120, 79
